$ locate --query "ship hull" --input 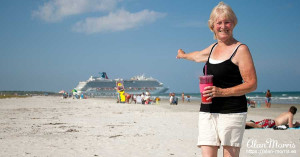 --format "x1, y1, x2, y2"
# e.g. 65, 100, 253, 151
80, 87, 168, 97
